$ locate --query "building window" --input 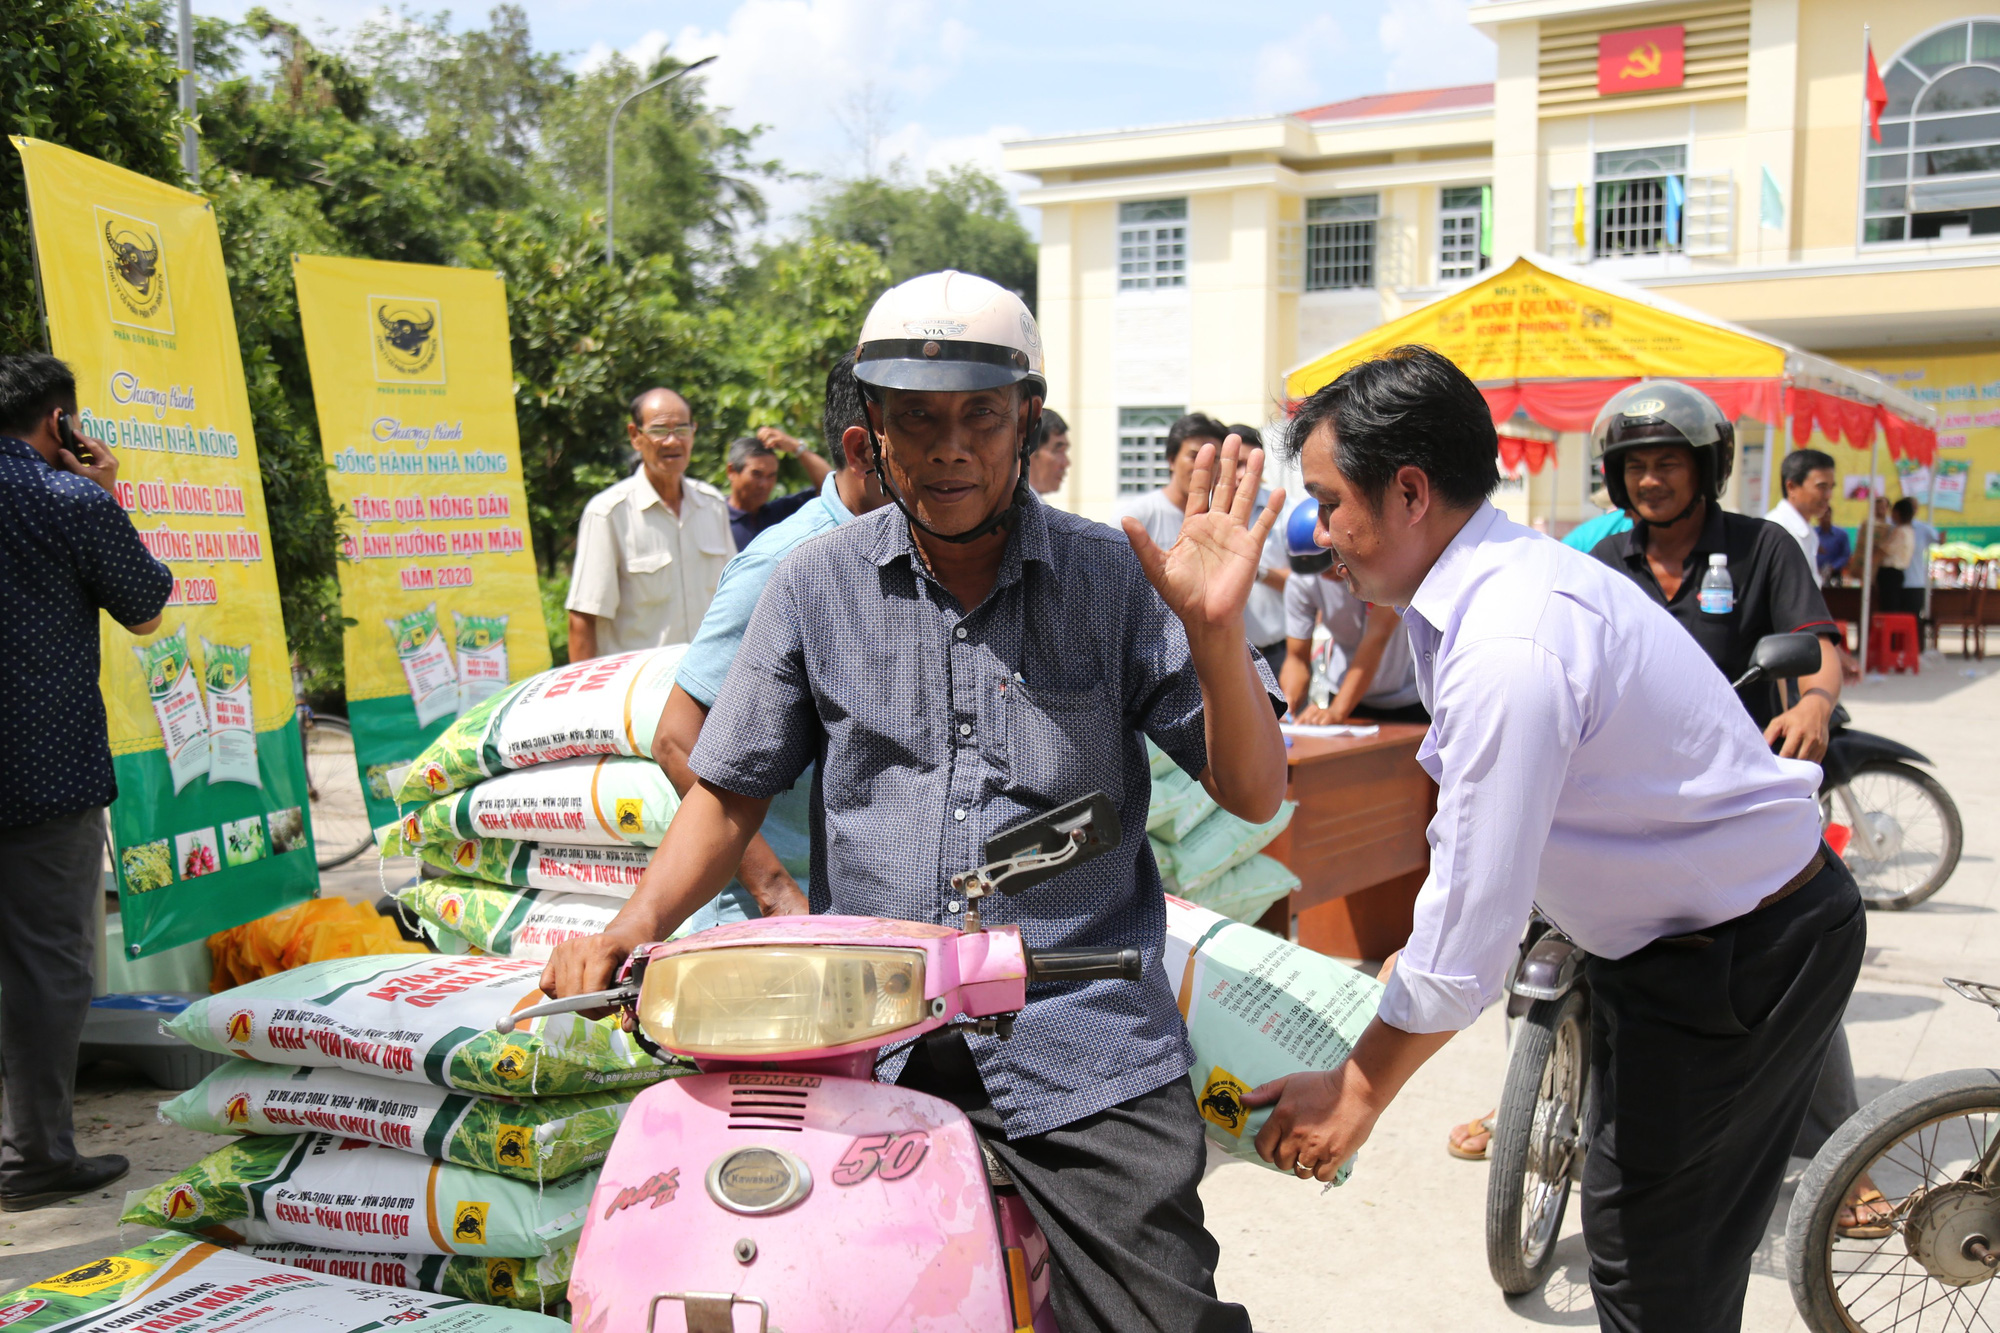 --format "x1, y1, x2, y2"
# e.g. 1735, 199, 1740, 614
1594, 145, 1687, 257
1119, 199, 1187, 290
1305, 195, 1378, 290
1863, 19, 2000, 243
1439, 185, 1489, 280
1118, 407, 1180, 494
